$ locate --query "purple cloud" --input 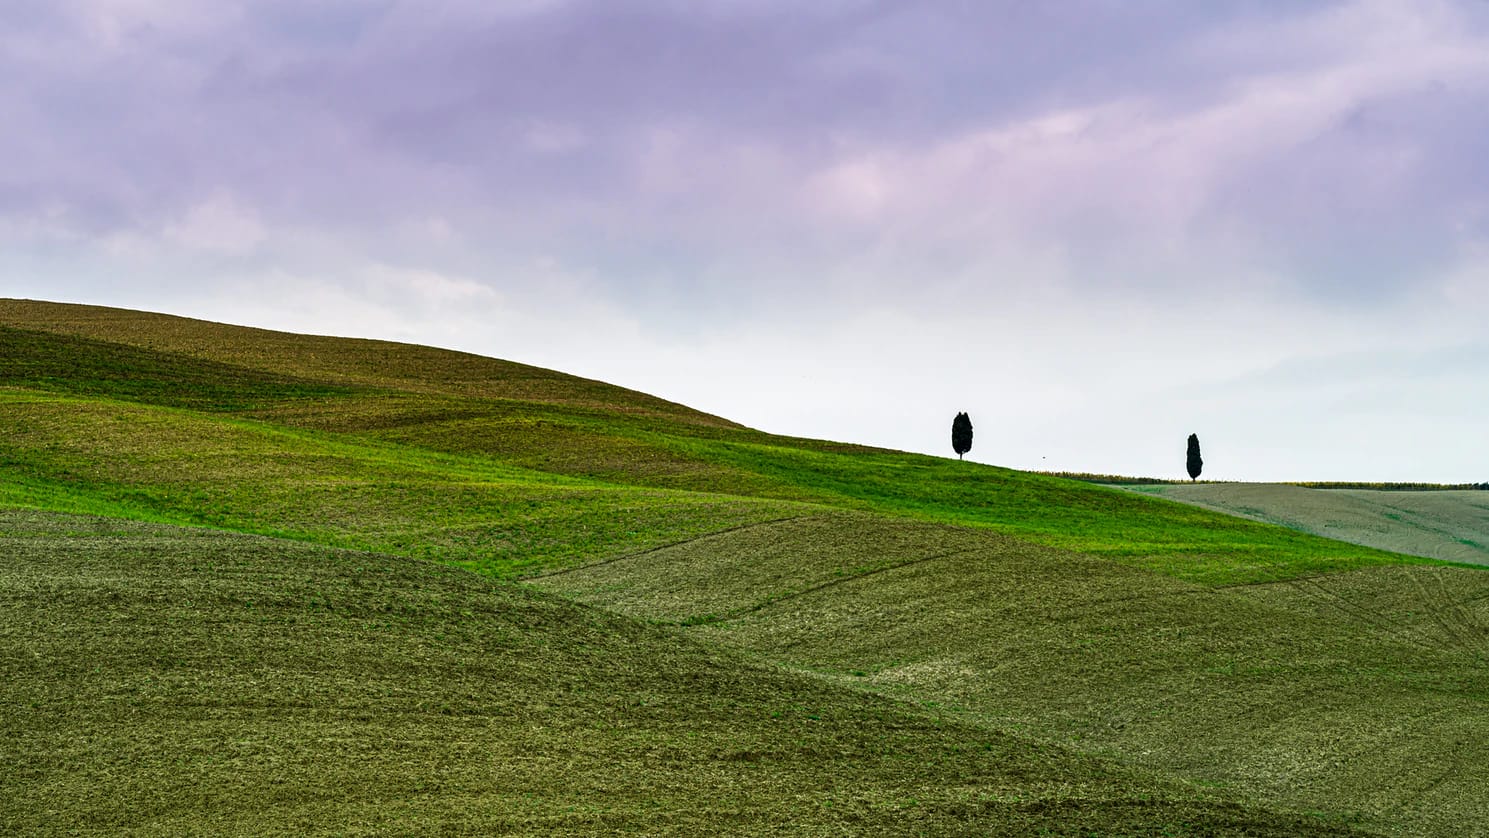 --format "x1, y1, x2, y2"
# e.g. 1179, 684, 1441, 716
3, 0, 1489, 478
